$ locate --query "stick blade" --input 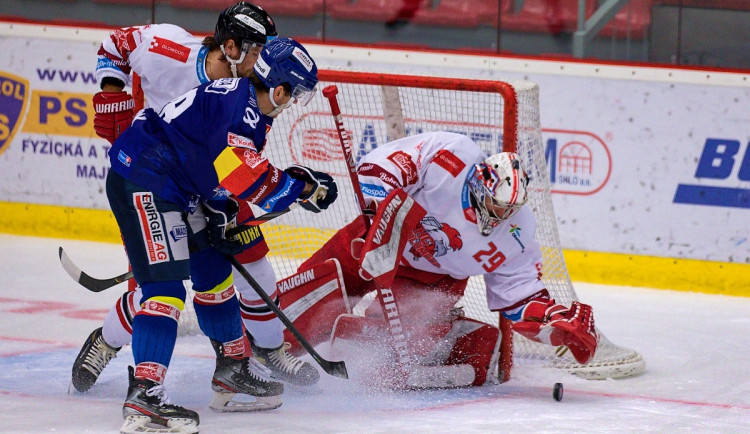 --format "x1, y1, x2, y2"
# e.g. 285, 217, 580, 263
58, 246, 132, 292
59, 246, 83, 282
321, 359, 349, 379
